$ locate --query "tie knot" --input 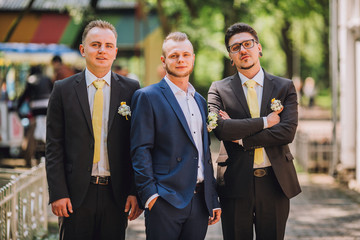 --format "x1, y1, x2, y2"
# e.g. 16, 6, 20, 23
93, 80, 105, 90
245, 79, 256, 89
